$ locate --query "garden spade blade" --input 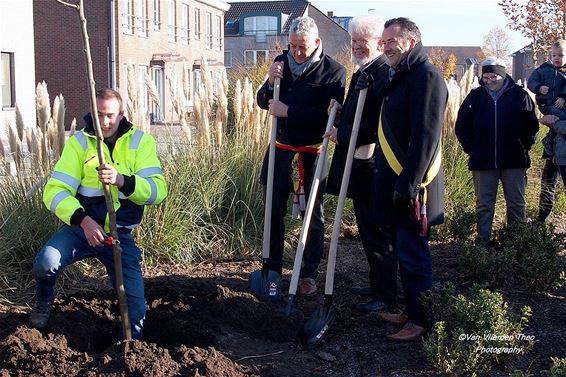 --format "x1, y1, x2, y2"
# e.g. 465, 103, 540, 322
301, 88, 368, 347
249, 78, 282, 301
